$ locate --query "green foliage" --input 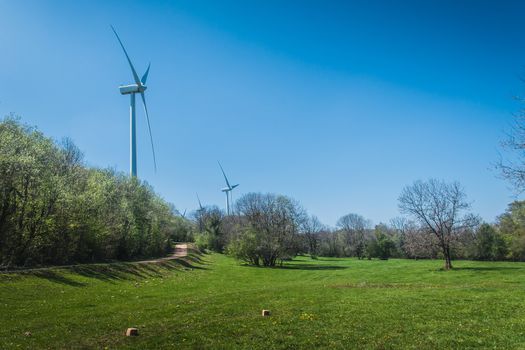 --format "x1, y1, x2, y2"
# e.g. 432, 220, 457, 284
2, 255, 525, 349
367, 225, 396, 260
194, 232, 214, 251
170, 216, 194, 243
0, 116, 183, 267
225, 228, 260, 265
228, 193, 305, 266
472, 224, 507, 261
497, 201, 525, 260
193, 206, 225, 252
